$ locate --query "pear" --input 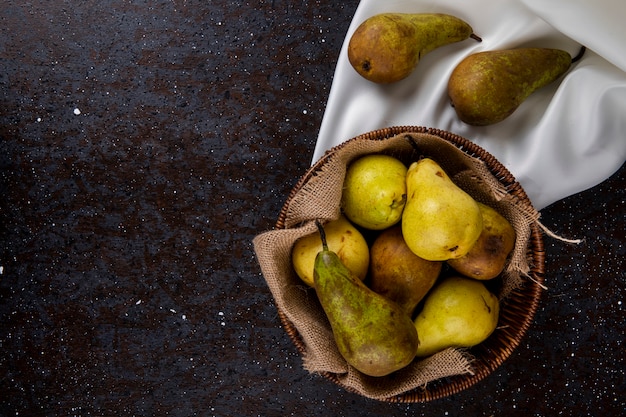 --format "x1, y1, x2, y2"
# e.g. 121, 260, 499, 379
292, 215, 369, 287
447, 202, 516, 280
448, 46, 586, 125
348, 13, 480, 84
313, 221, 419, 377
402, 158, 483, 261
342, 154, 407, 230
369, 225, 442, 317
414, 276, 499, 357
